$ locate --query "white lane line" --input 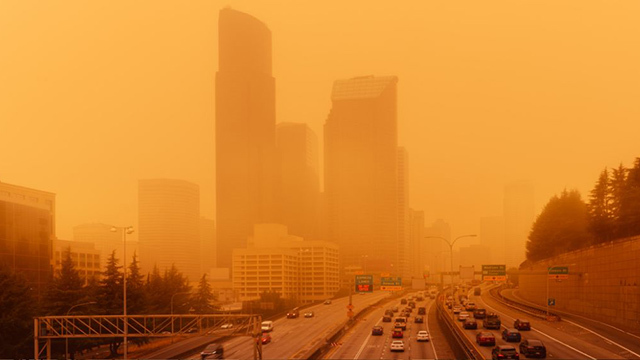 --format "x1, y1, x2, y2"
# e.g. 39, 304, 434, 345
424, 299, 438, 359
480, 298, 597, 360
354, 315, 383, 359
562, 318, 640, 358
